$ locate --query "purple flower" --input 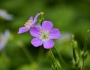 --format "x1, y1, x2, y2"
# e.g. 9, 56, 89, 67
30, 21, 60, 49
18, 13, 40, 34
